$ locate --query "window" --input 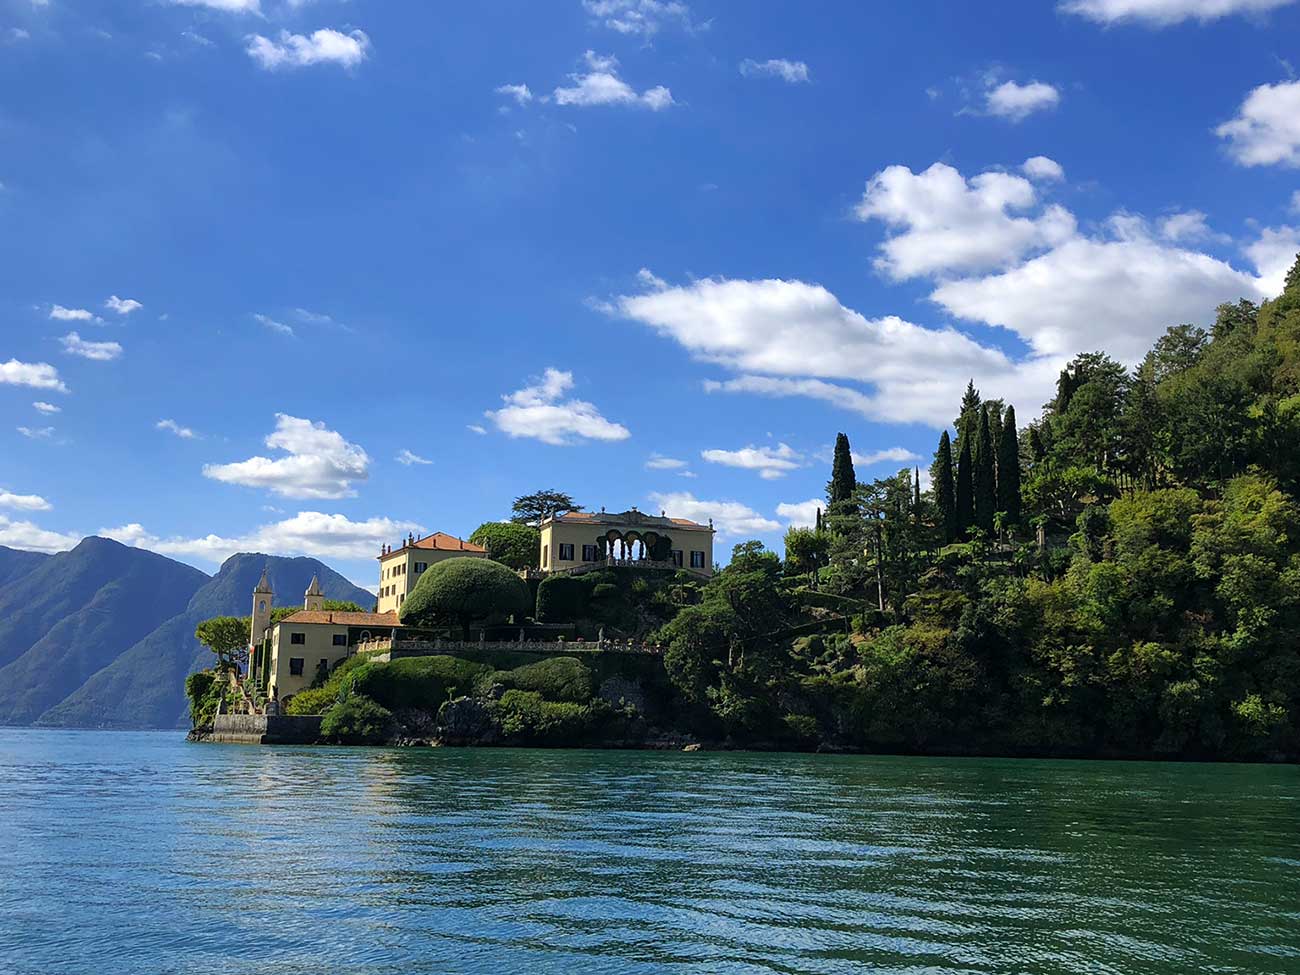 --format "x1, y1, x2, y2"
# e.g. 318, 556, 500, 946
332, 634, 347, 647
559, 543, 575, 561
289, 657, 305, 676
582, 544, 598, 562
690, 551, 706, 569
290, 632, 306, 645
543, 547, 548, 567
415, 562, 427, 573
258, 600, 267, 612
672, 550, 684, 567
399, 594, 405, 606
